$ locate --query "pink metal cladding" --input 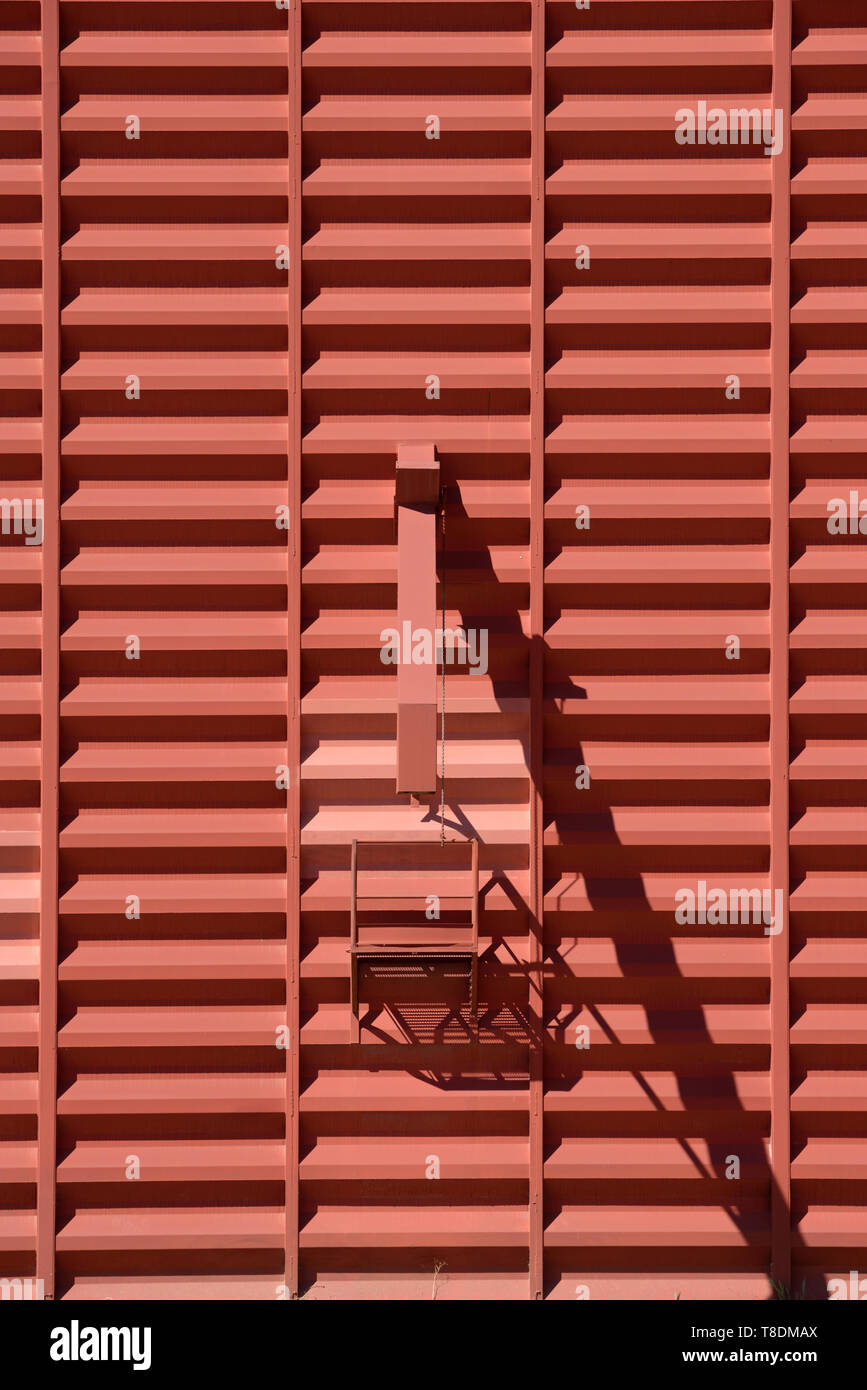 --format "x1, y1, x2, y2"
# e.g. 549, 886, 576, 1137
2, 0, 864, 1301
